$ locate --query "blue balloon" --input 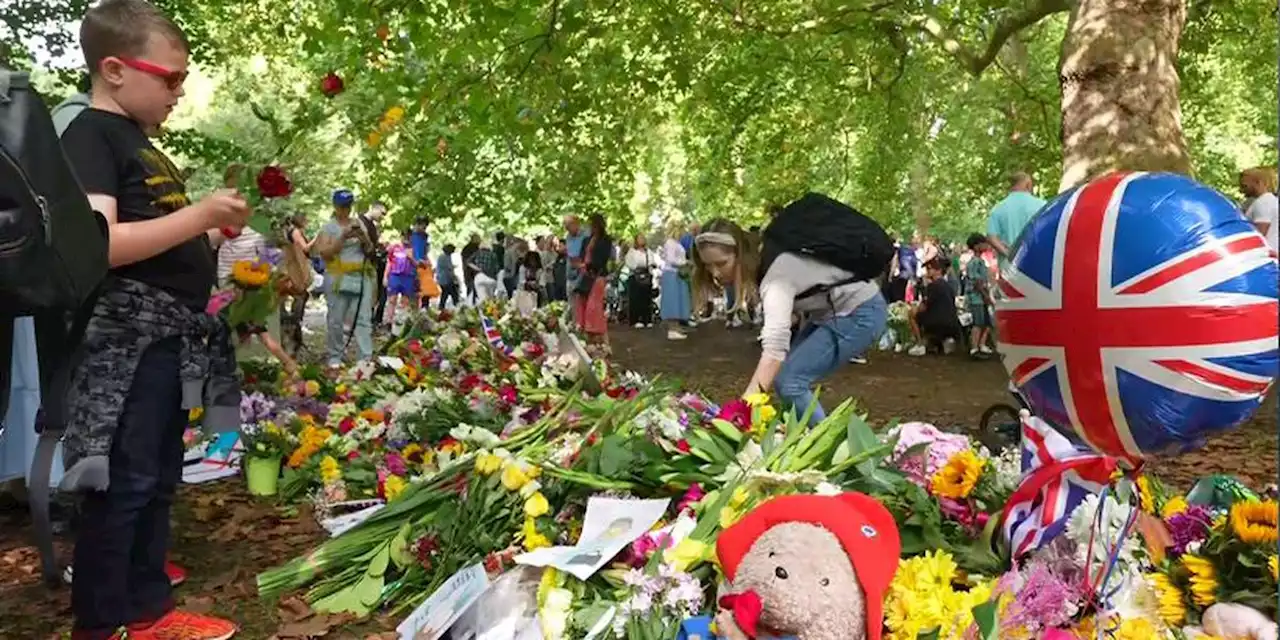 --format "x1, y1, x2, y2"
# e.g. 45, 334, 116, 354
995, 172, 1279, 460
